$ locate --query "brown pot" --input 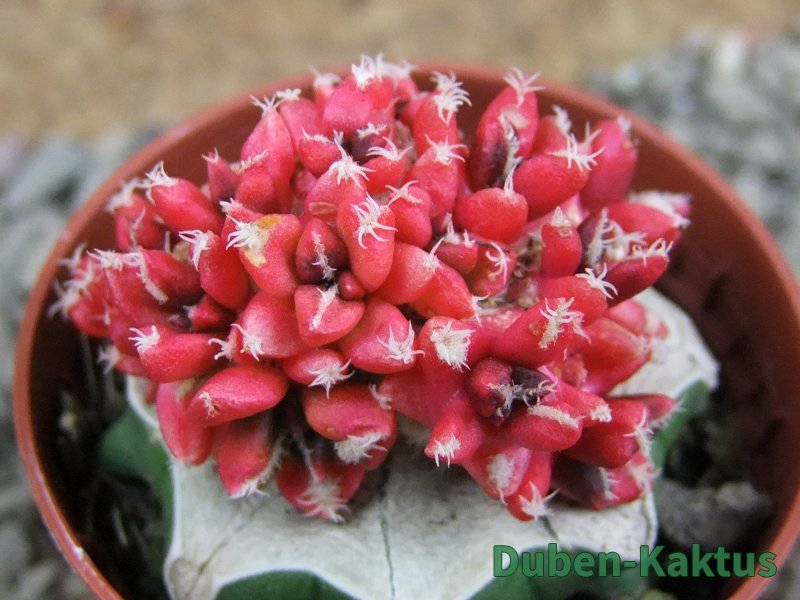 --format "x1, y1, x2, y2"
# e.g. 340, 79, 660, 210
13, 64, 800, 599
